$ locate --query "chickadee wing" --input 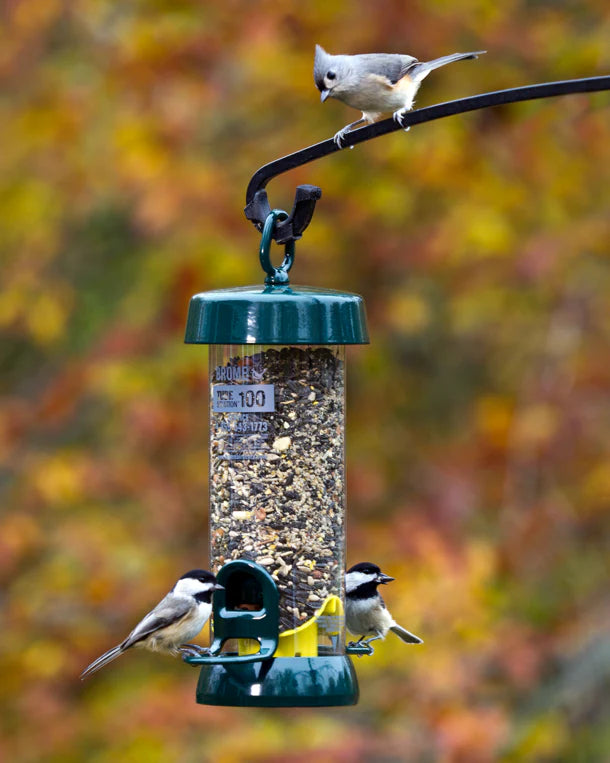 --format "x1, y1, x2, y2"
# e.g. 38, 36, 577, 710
121, 595, 195, 650
80, 596, 196, 679
356, 53, 418, 85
